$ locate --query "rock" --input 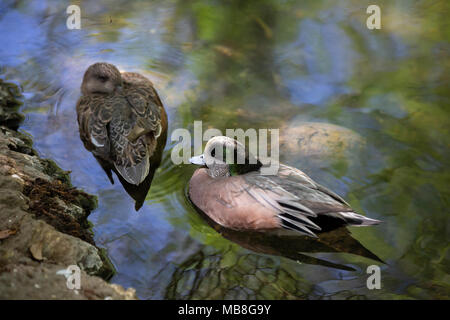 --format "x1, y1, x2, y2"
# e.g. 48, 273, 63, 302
280, 120, 365, 170
0, 264, 137, 300
29, 220, 103, 274
279, 120, 368, 196
0, 80, 24, 130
